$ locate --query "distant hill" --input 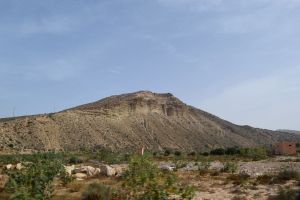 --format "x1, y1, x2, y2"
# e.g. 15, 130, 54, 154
1, 91, 300, 153
277, 129, 300, 135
